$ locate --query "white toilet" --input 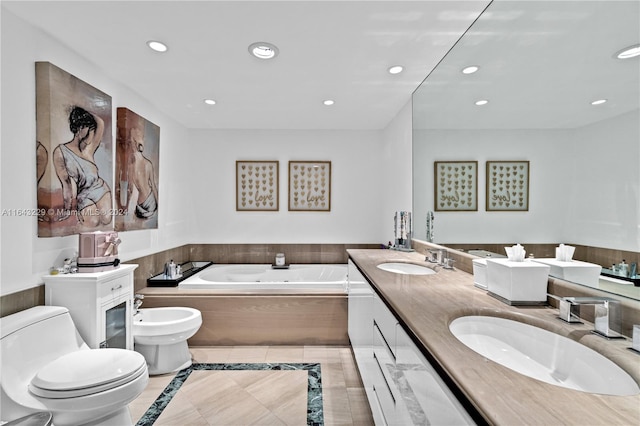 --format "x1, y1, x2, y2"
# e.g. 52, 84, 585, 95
132, 307, 202, 375
0, 306, 148, 426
